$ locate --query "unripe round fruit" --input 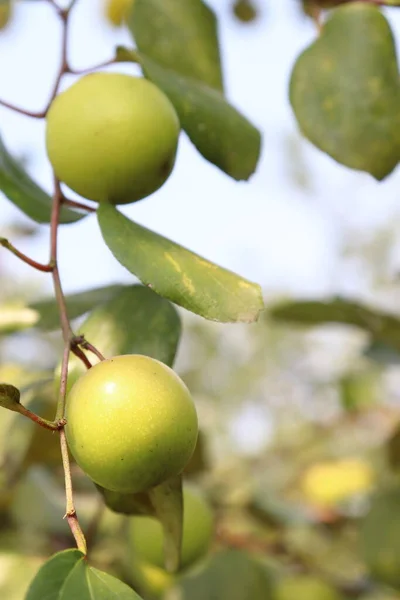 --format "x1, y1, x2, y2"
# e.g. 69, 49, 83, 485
65, 355, 198, 493
46, 73, 180, 204
129, 487, 213, 570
